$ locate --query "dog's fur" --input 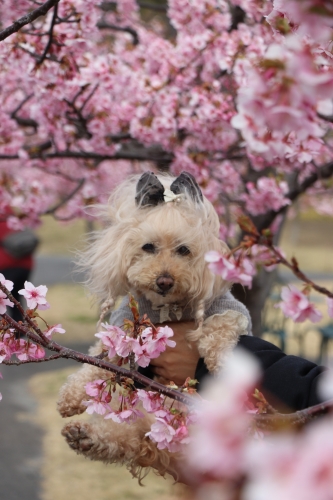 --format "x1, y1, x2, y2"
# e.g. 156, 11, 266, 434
57, 172, 249, 480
